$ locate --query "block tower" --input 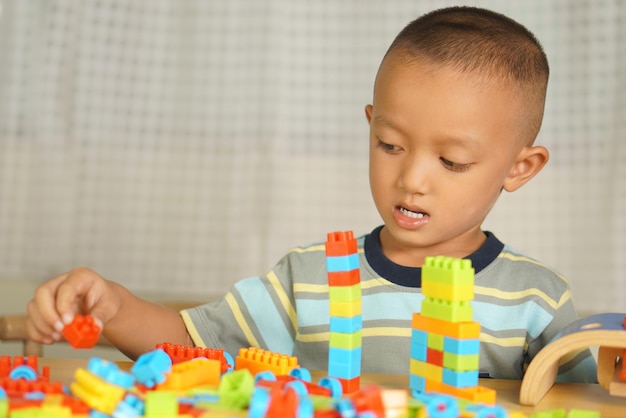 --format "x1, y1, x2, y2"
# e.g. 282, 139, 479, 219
410, 256, 496, 404
325, 231, 362, 394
